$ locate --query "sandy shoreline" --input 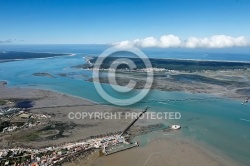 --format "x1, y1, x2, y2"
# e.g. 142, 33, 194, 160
0, 81, 240, 166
